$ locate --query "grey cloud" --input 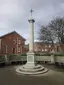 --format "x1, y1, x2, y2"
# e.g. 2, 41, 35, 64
0, 0, 64, 42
